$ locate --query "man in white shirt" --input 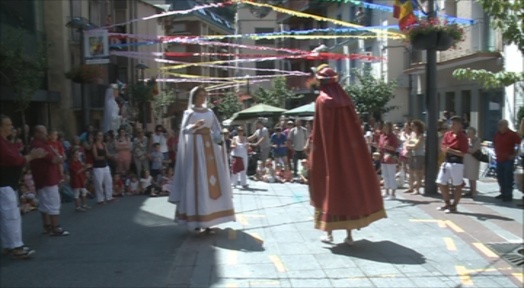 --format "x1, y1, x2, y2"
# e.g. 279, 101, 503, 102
288, 119, 309, 176
248, 120, 271, 162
